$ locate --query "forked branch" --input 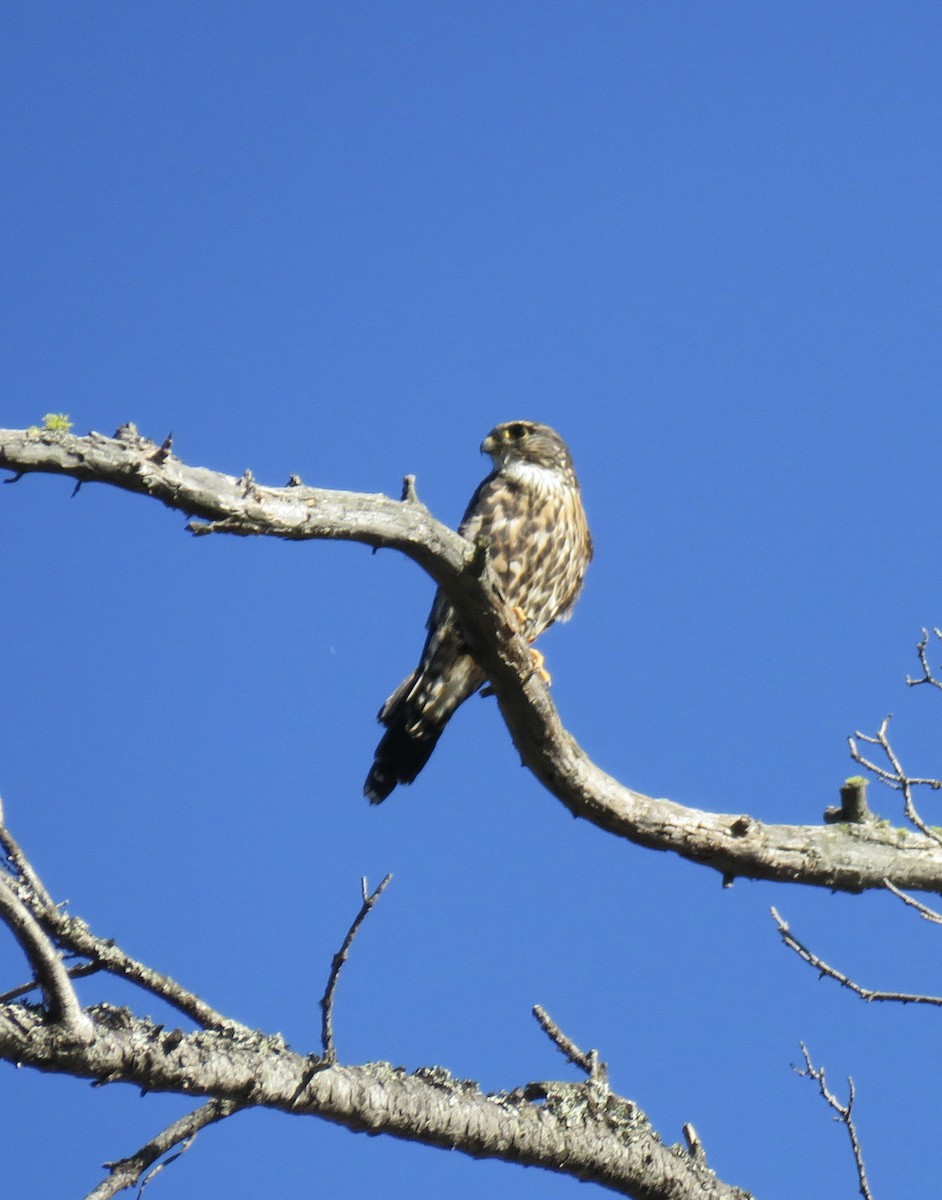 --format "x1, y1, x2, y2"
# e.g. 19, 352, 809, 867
793, 1044, 873, 1200
0, 800, 750, 1200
